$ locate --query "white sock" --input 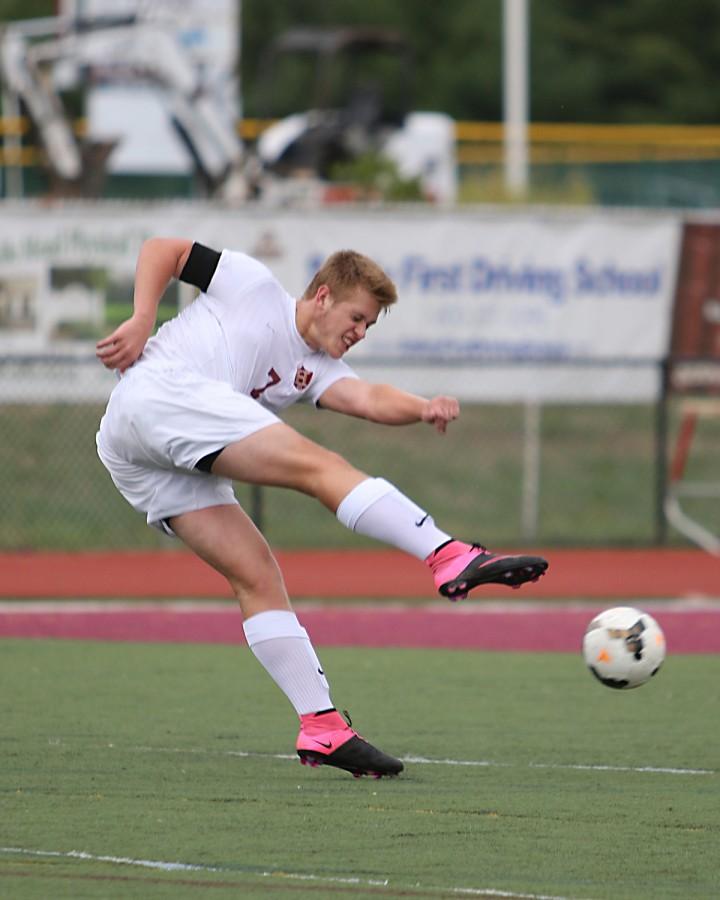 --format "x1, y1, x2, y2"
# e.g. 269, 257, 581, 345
242, 610, 332, 716
336, 477, 450, 560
